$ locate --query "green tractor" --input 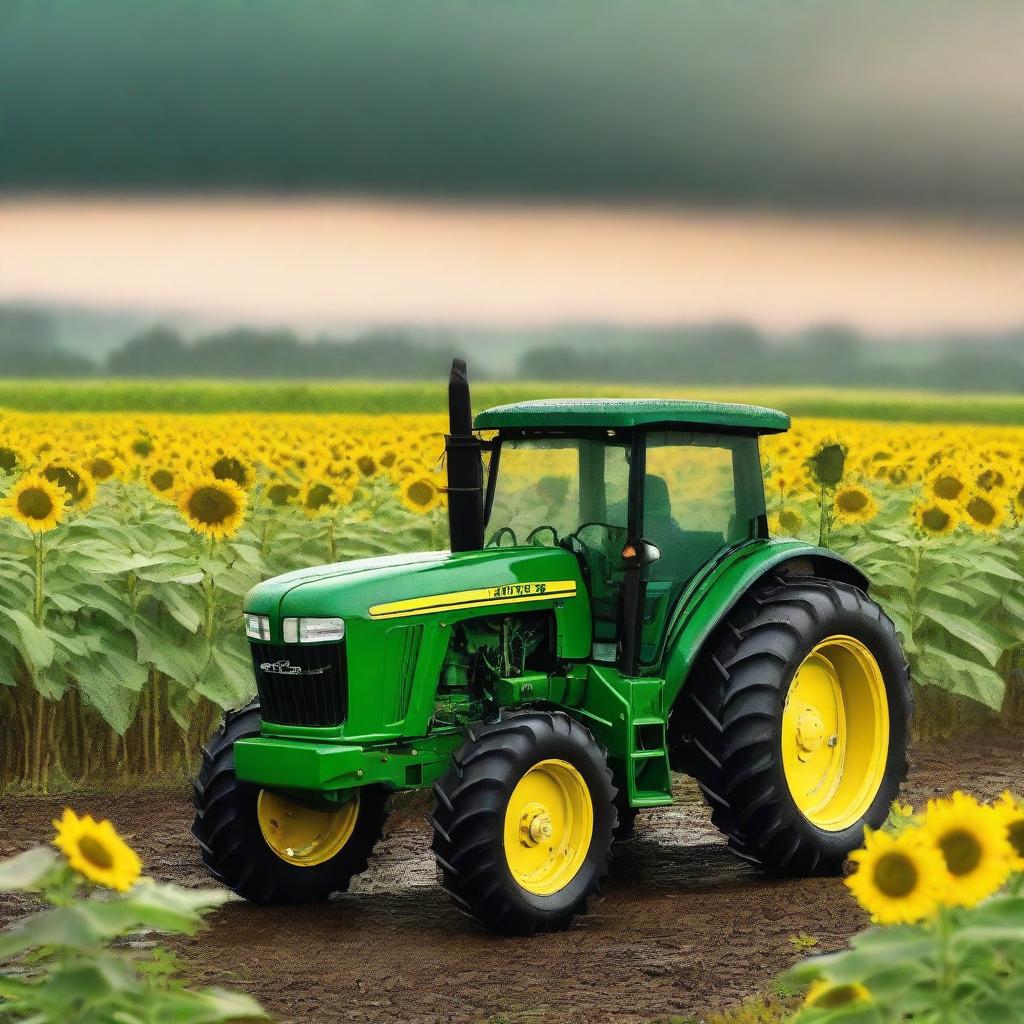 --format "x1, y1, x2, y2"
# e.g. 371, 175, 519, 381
192, 361, 911, 934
